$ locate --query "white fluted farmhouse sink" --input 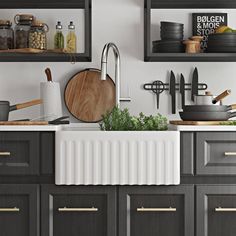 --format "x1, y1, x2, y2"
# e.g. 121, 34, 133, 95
55, 124, 180, 185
